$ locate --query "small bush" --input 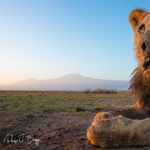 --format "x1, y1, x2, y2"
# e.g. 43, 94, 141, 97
0, 126, 8, 131
24, 112, 35, 118
92, 88, 104, 93
83, 88, 117, 94
105, 89, 110, 94
83, 89, 91, 93
109, 89, 117, 94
